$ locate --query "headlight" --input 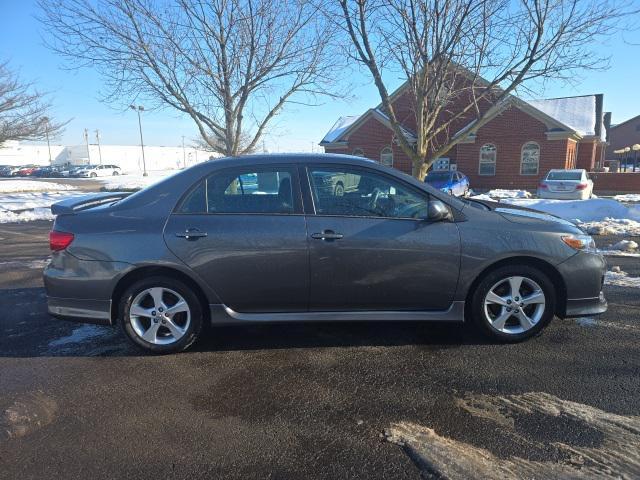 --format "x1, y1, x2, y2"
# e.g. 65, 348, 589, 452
562, 234, 596, 253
